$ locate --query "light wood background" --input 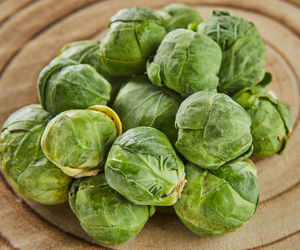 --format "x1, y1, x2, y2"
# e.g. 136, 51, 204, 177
0, 0, 299, 249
